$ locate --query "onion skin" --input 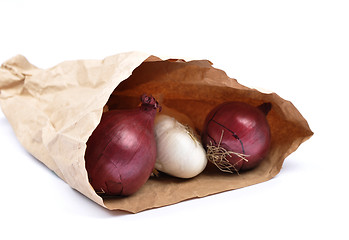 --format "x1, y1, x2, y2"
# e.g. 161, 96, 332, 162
154, 114, 207, 179
85, 95, 159, 196
201, 101, 271, 172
